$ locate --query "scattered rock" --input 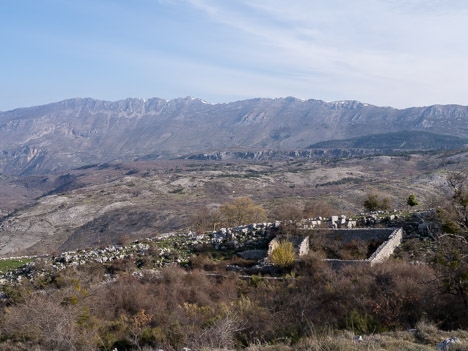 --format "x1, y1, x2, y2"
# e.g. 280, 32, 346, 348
436, 337, 461, 351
